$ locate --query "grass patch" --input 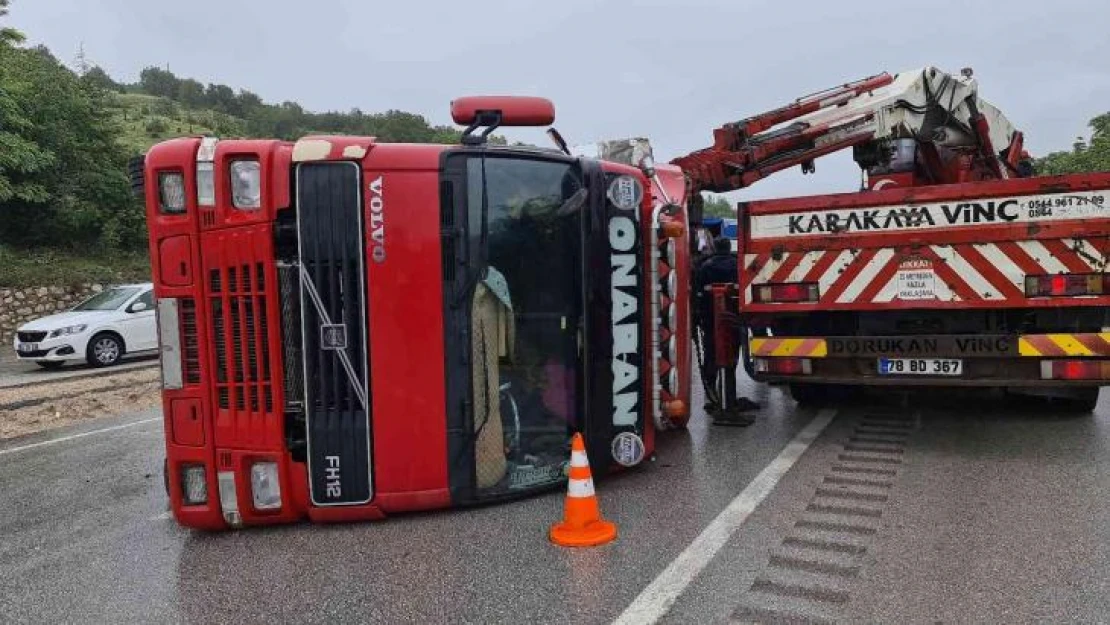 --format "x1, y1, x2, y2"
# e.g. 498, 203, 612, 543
105, 92, 243, 155
0, 246, 151, 288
